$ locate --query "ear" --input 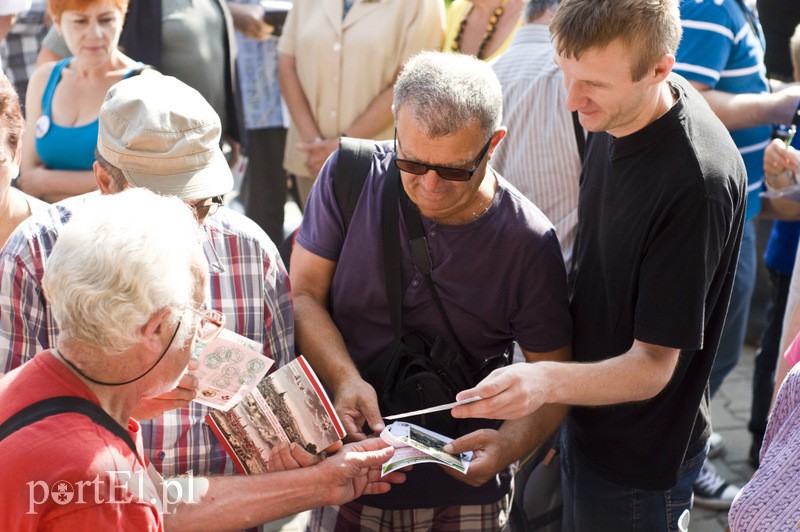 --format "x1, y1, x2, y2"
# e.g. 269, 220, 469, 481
140, 307, 174, 355
94, 161, 116, 194
487, 127, 507, 158
652, 54, 676, 84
